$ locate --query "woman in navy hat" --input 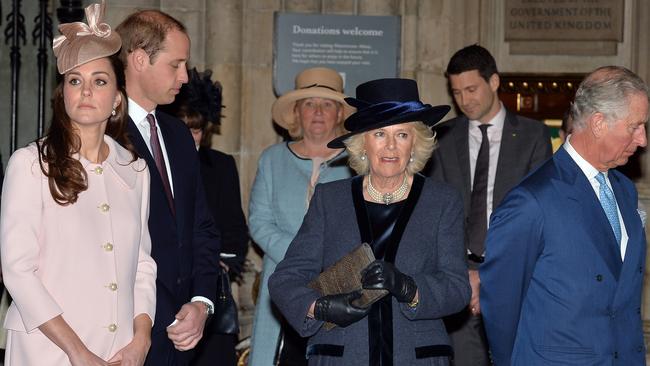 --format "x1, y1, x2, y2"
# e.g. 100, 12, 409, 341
268, 78, 471, 365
